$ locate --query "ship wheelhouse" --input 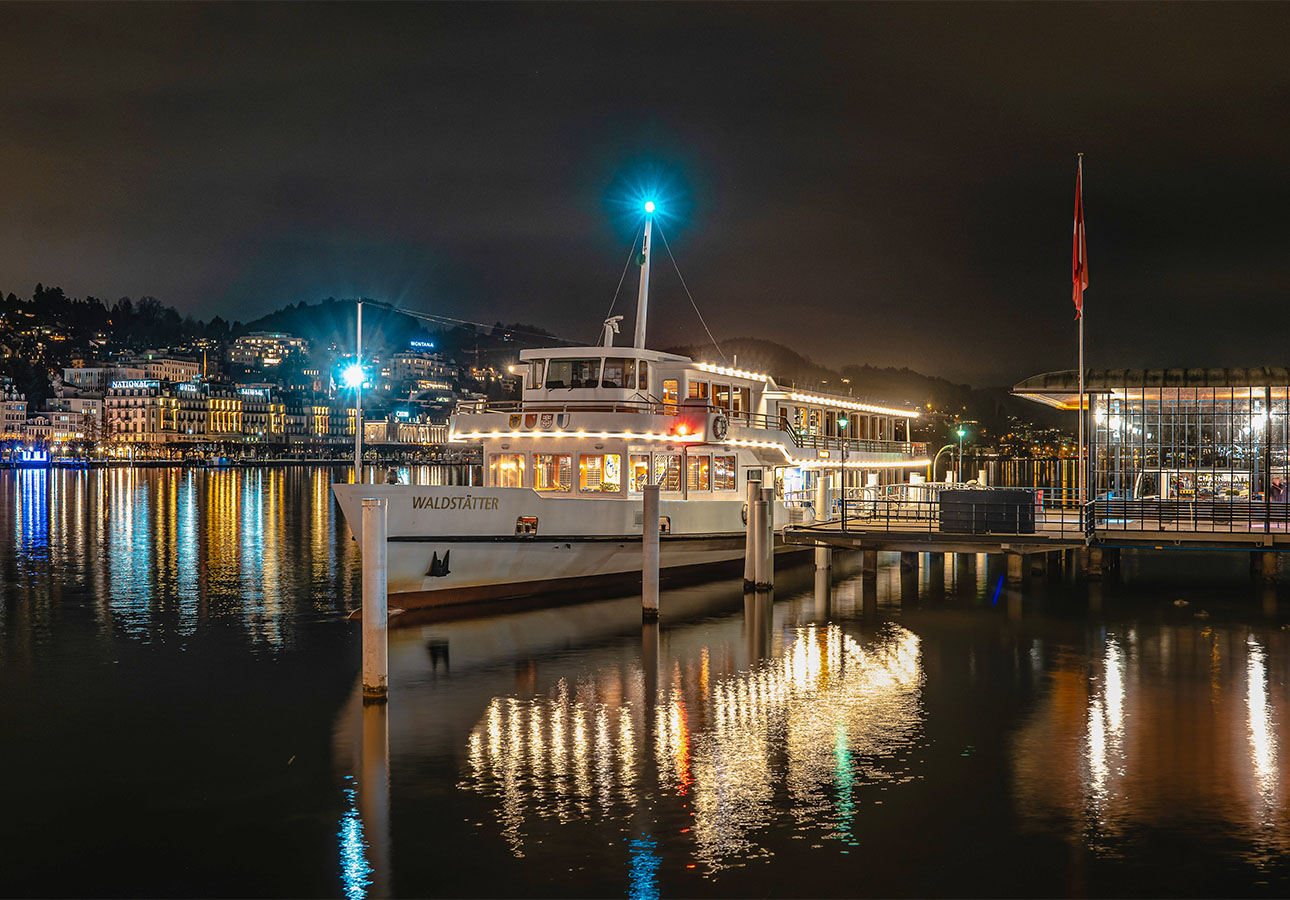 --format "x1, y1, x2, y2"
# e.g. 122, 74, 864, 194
452, 345, 929, 504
